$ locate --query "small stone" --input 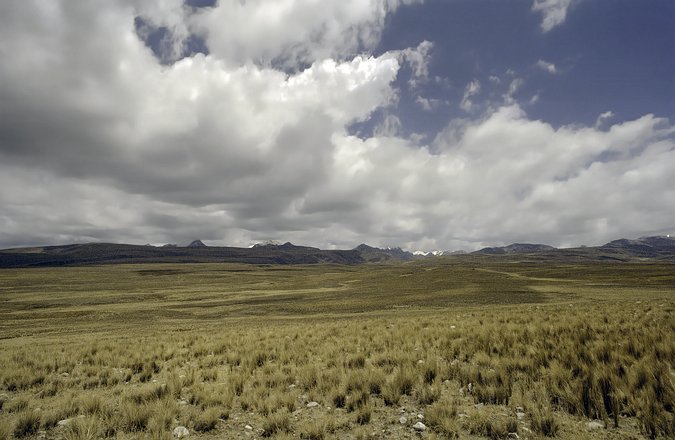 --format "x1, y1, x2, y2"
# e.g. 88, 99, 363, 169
417, 414, 424, 420
458, 413, 468, 419
173, 426, 189, 438
507, 433, 520, 439
306, 401, 320, 408
288, 384, 296, 389
244, 425, 253, 431
399, 416, 407, 424
450, 325, 456, 329
586, 420, 604, 430
516, 411, 525, 420
417, 359, 425, 364
57, 419, 70, 427
413, 422, 426, 432
474, 403, 484, 409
